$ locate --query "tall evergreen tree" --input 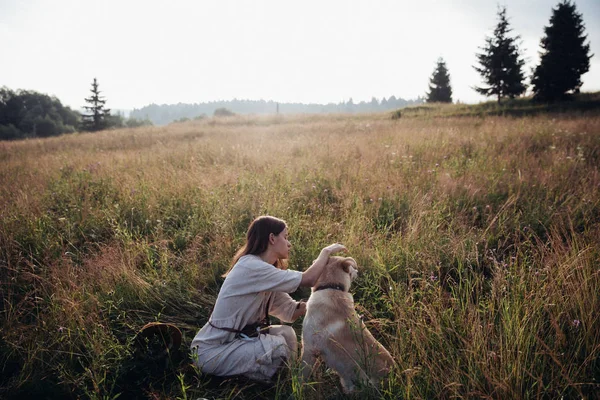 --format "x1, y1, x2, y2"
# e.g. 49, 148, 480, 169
474, 6, 526, 102
82, 78, 111, 132
532, 0, 592, 101
426, 57, 452, 103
